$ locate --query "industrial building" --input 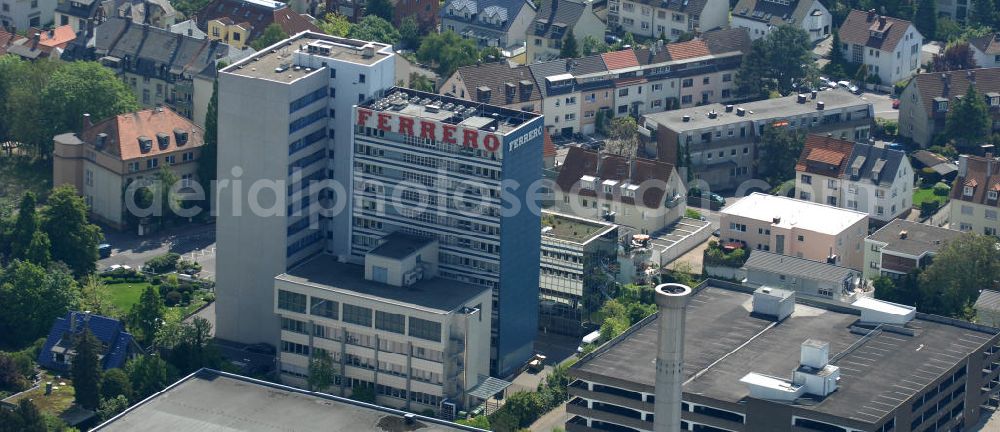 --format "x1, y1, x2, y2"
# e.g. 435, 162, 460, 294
567, 280, 1000, 432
